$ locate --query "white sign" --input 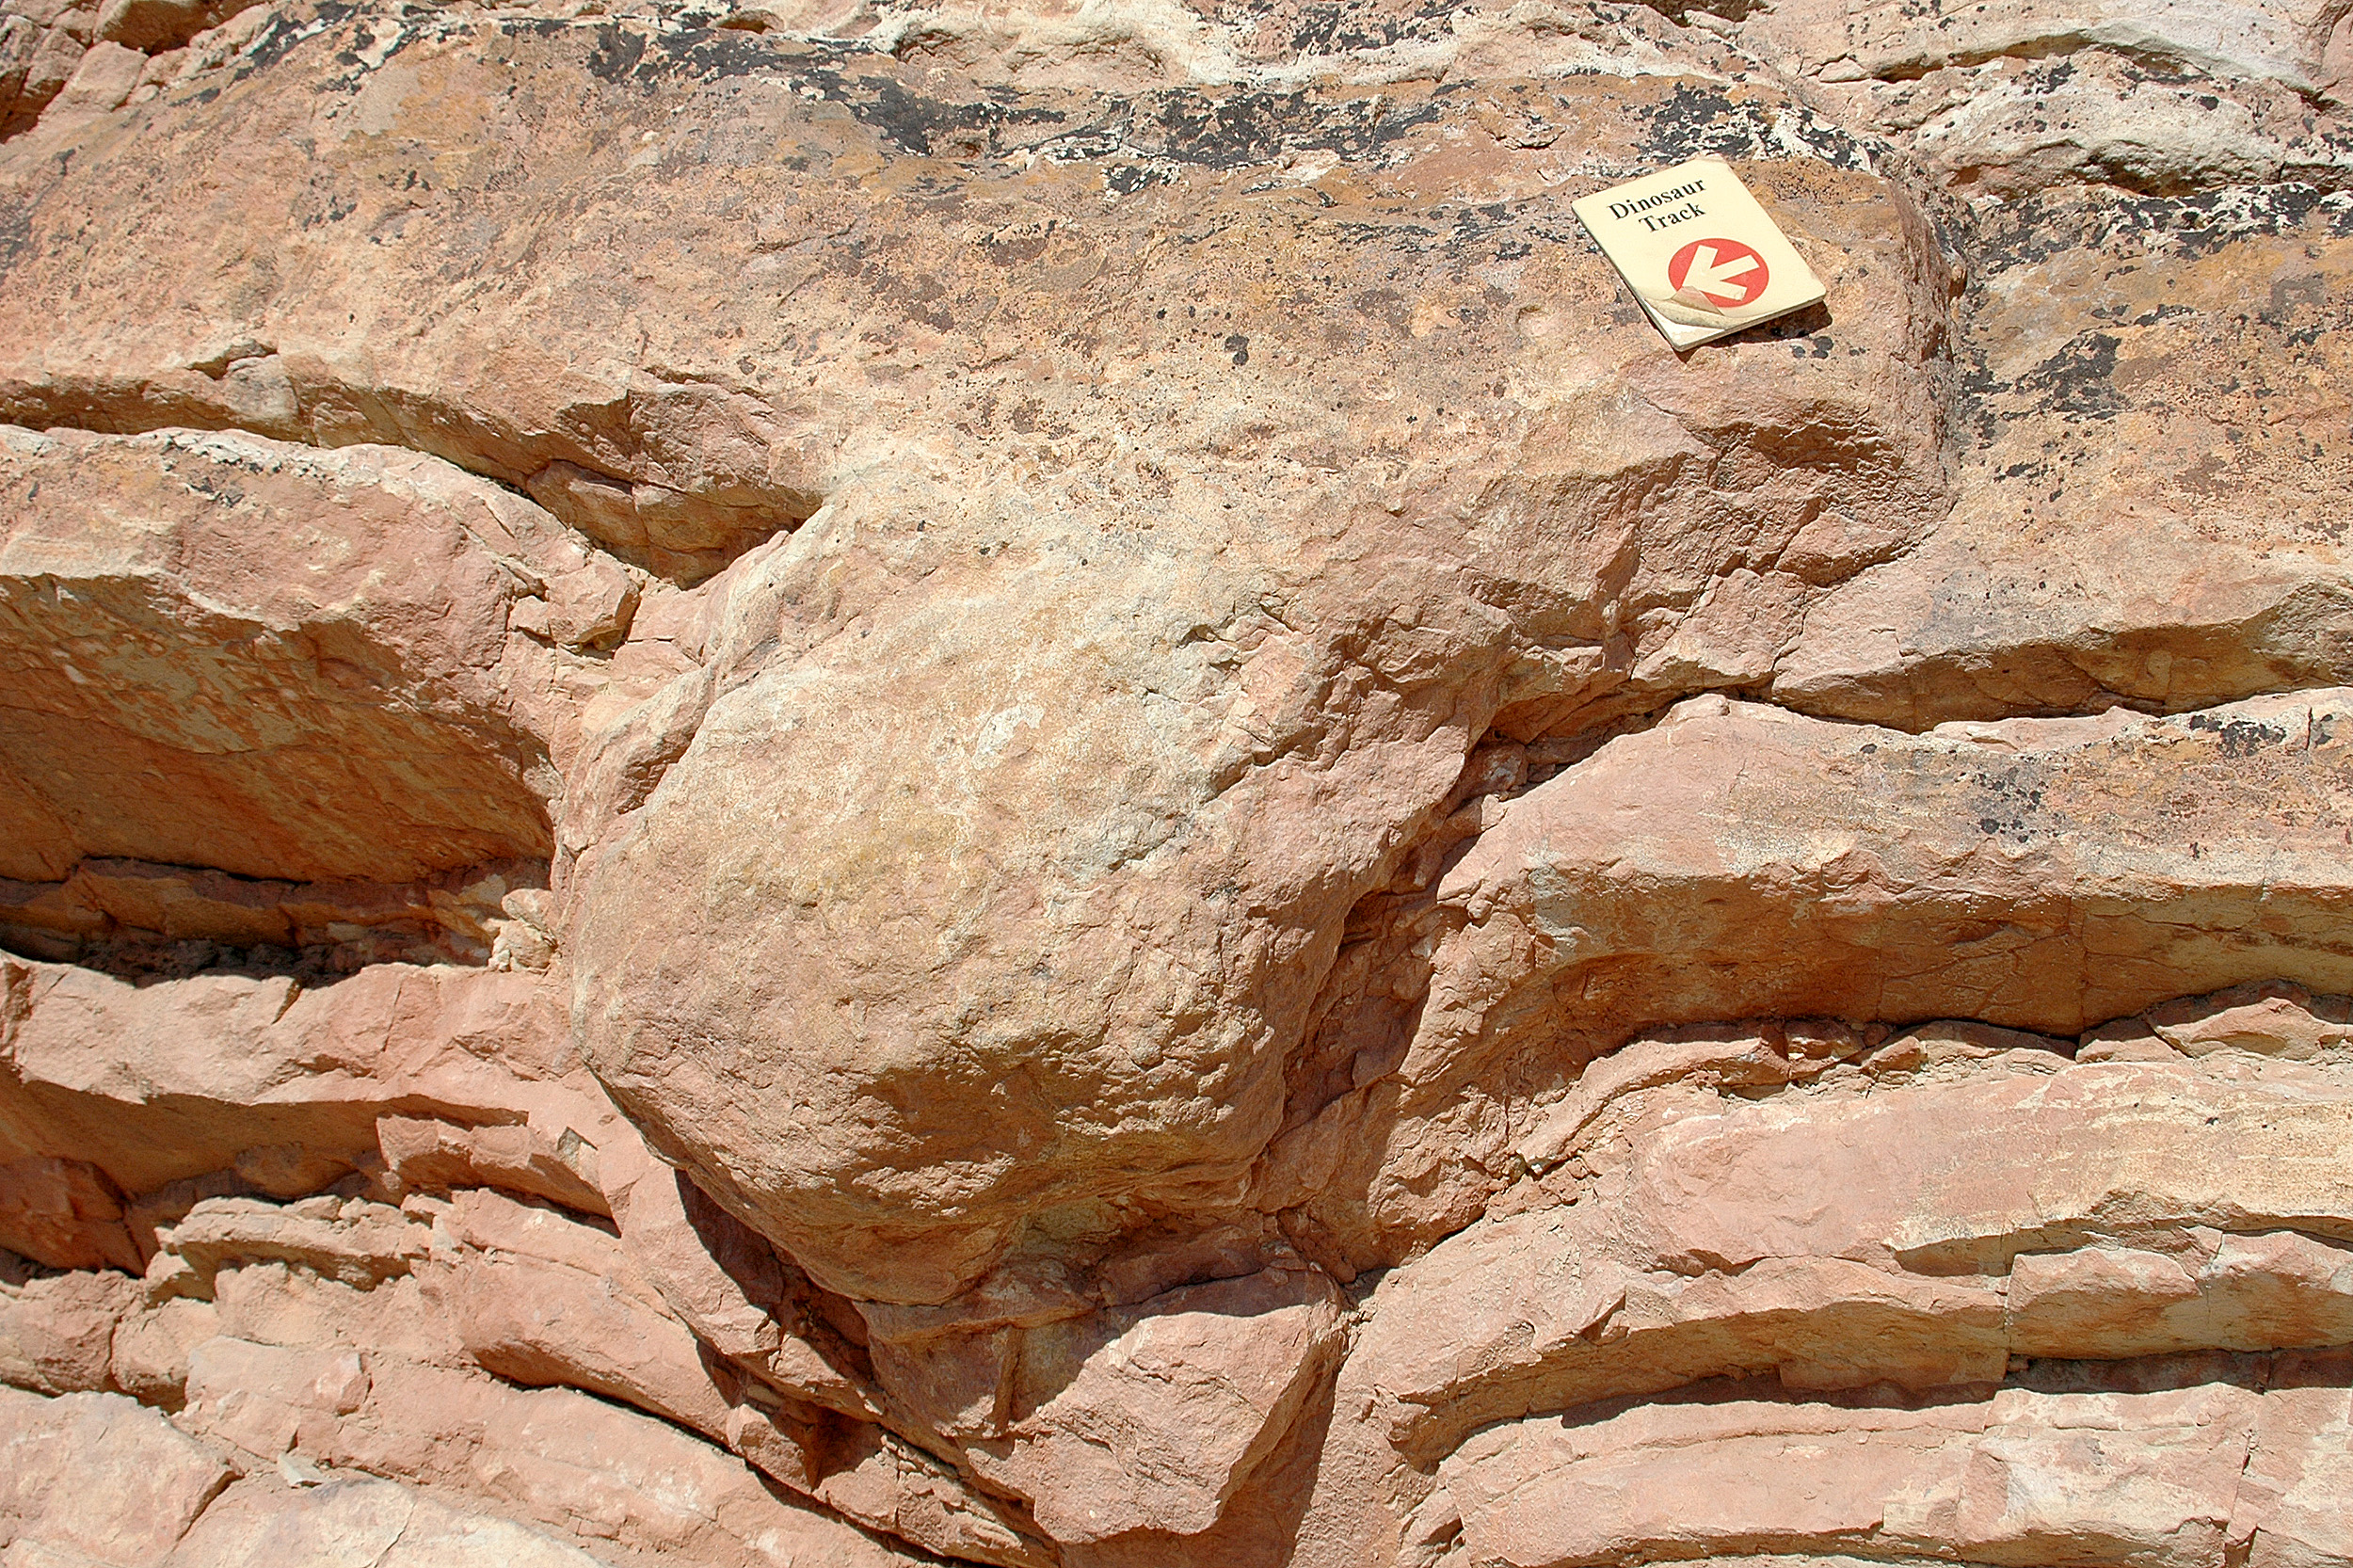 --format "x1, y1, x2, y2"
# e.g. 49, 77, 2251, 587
1572, 157, 1827, 349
